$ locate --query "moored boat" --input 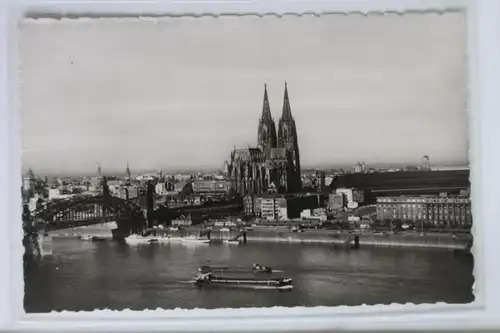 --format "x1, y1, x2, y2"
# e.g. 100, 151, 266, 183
79, 235, 107, 242
193, 273, 292, 290
223, 239, 242, 245
253, 263, 272, 273
182, 235, 210, 244
124, 234, 170, 245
